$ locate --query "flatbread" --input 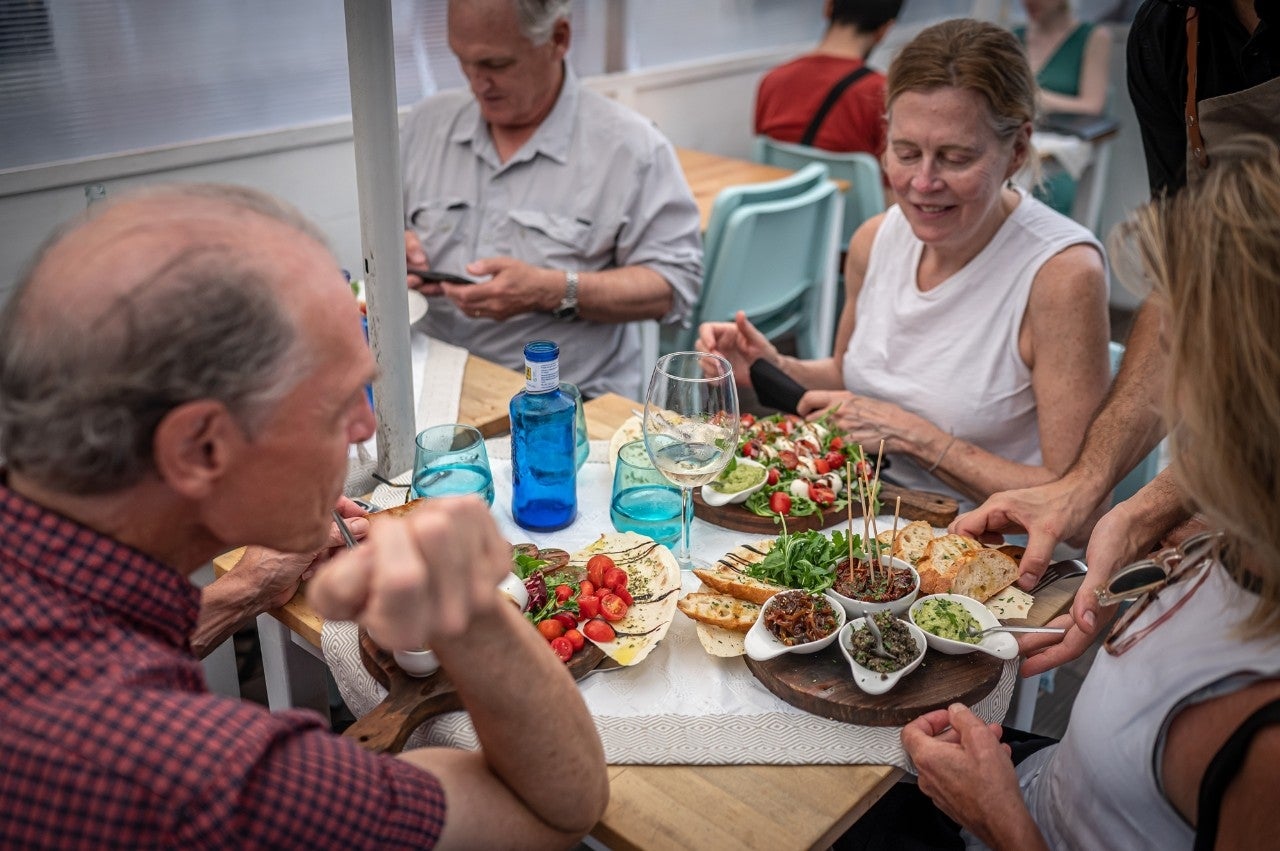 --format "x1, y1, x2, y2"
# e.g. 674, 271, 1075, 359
608, 415, 644, 474
985, 586, 1035, 619
572, 532, 680, 666
696, 623, 747, 657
